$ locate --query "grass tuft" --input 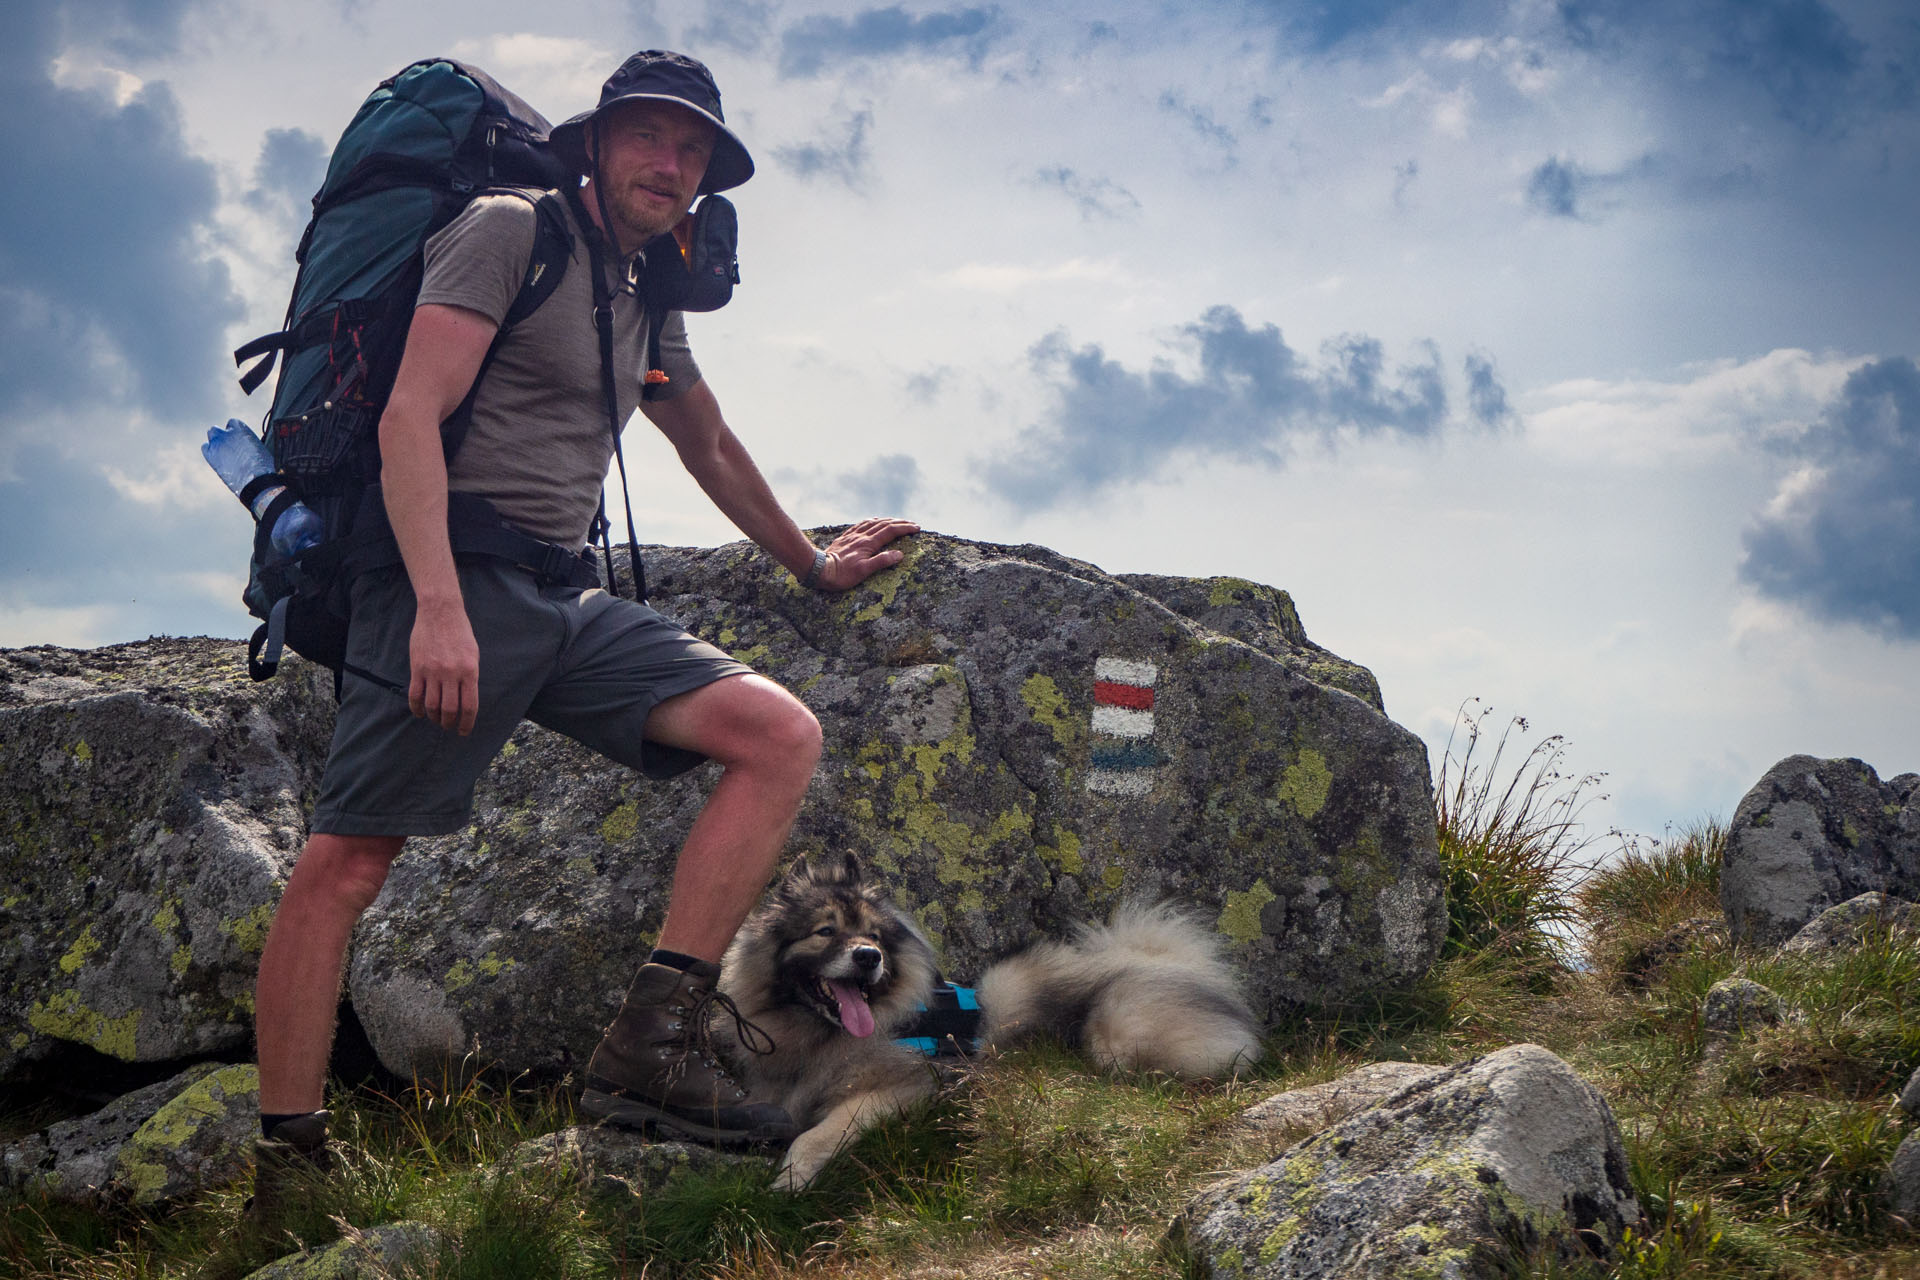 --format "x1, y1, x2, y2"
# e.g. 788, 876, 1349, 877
1433, 700, 1606, 974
